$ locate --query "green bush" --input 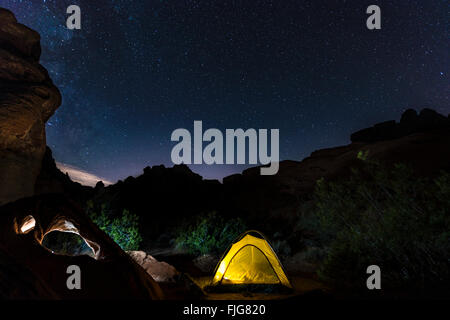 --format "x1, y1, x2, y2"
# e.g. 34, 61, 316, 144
175, 212, 247, 255
88, 203, 142, 251
312, 157, 450, 290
